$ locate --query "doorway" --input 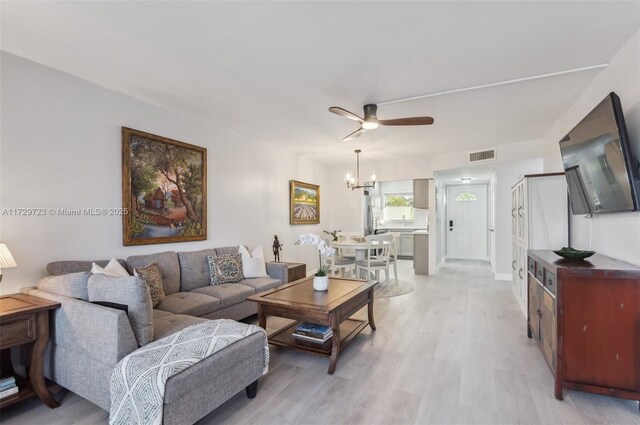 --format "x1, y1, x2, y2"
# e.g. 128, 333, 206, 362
446, 184, 488, 260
